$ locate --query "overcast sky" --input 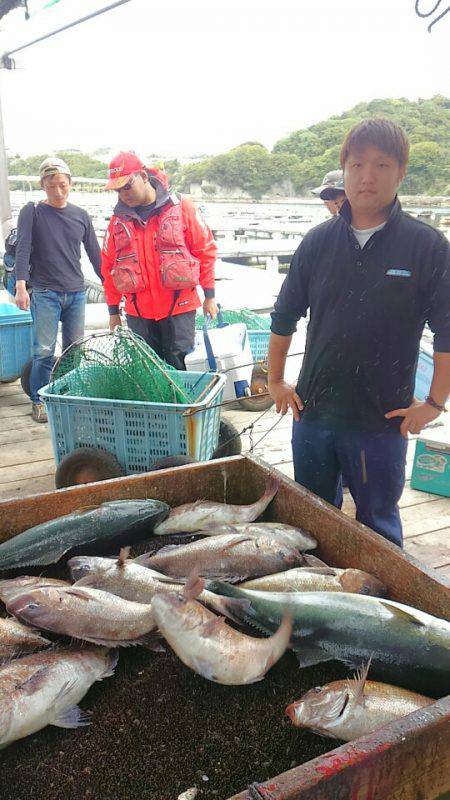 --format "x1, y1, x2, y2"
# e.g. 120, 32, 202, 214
0, 0, 448, 160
